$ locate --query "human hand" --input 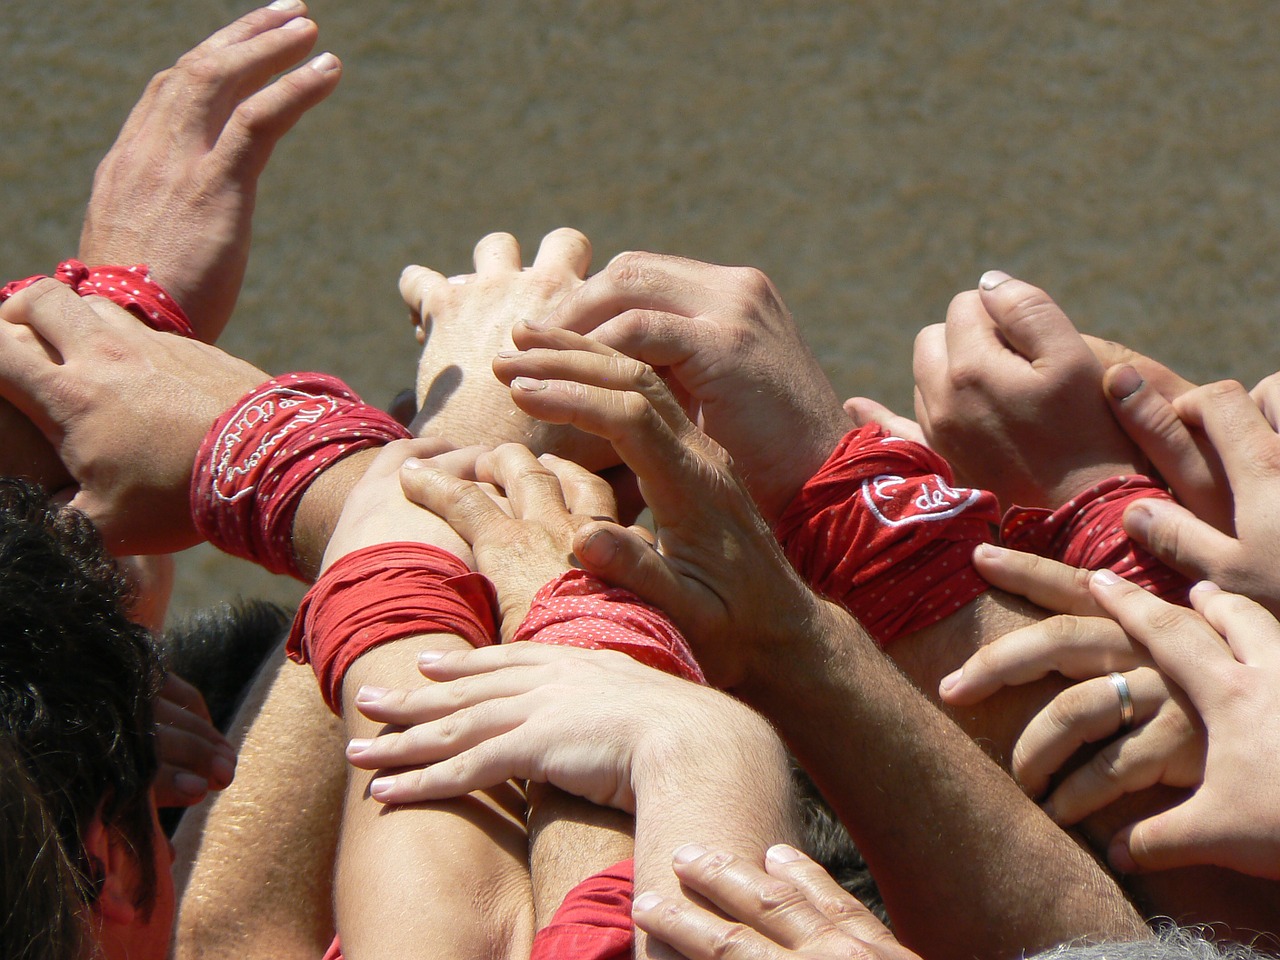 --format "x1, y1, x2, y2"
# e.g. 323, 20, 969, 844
398, 443, 617, 639
347, 642, 758, 810
319, 438, 477, 572
914, 272, 1143, 509
80, 1, 340, 342
153, 672, 238, 808
492, 331, 827, 691
0, 281, 267, 554
535, 251, 850, 520
1091, 575, 1280, 879
632, 844, 920, 960
401, 228, 618, 469
1122, 380, 1280, 615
